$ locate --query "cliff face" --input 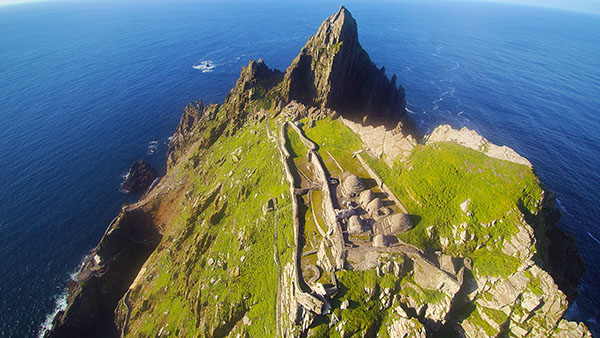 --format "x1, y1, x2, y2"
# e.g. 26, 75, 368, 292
282, 6, 415, 133
46, 6, 590, 338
